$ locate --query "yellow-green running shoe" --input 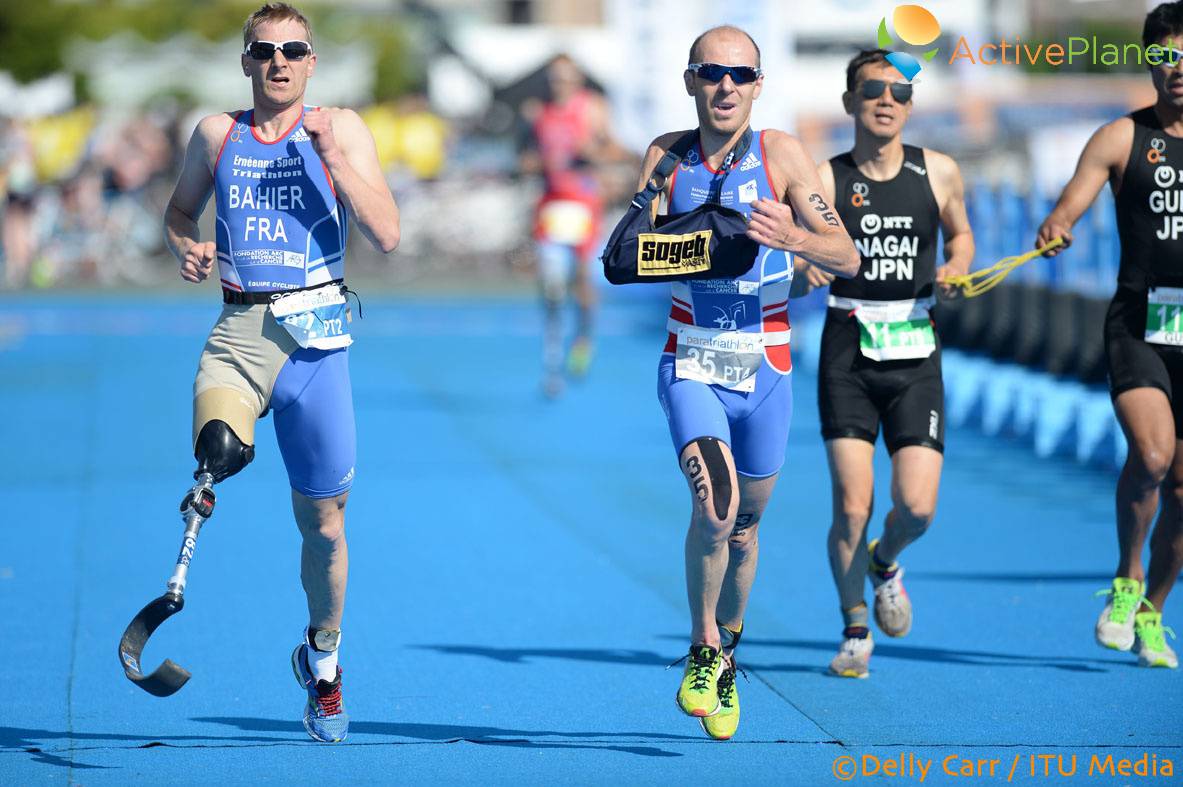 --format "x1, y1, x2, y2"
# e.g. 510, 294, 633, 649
676, 644, 723, 717
1134, 611, 1178, 668
700, 655, 740, 740
1094, 577, 1143, 651
566, 338, 593, 378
